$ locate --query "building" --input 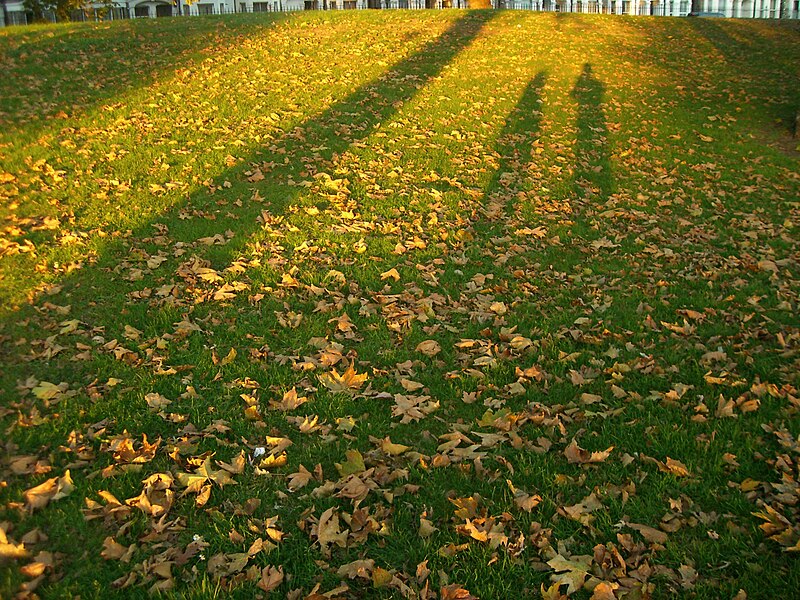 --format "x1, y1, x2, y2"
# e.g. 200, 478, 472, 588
1, 0, 798, 26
